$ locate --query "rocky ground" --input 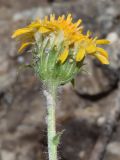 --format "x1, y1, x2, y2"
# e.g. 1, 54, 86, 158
0, 0, 120, 160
